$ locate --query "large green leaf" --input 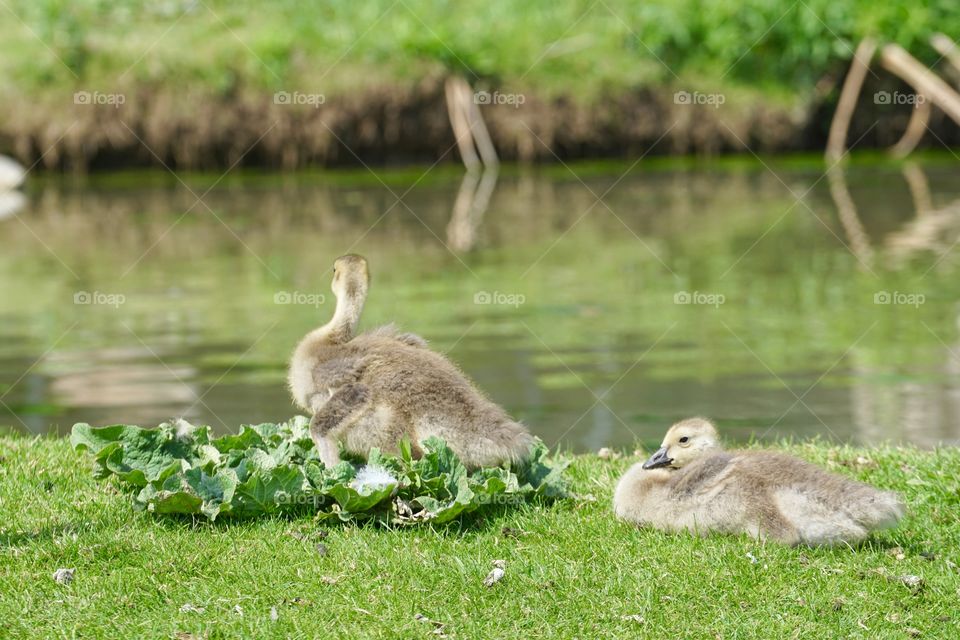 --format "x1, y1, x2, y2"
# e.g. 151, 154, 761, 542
138, 484, 204, 516
328, 481, 396, 514
72, 423, 200, 487
185, 467, 238, 520
70, 424, 132, 454
415, 475, 476, 523
211, 425, 265, 454
233, 465, 309, 516
518, 439, 571, 497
